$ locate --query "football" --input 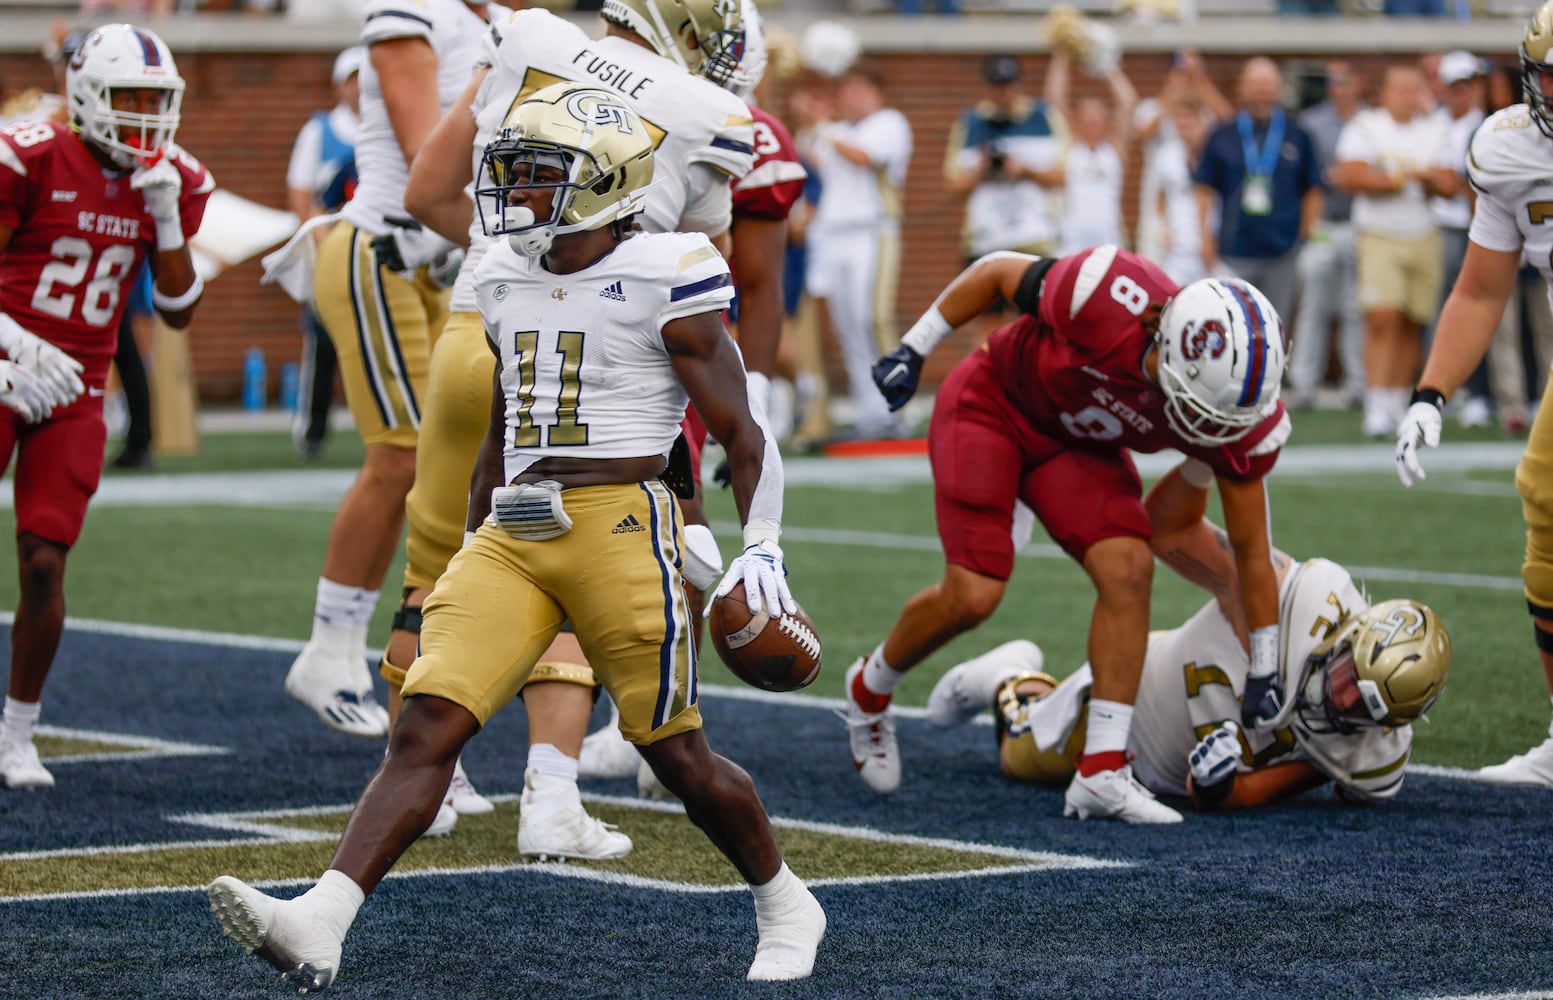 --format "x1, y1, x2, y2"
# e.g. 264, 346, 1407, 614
707, 583, 823, 693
